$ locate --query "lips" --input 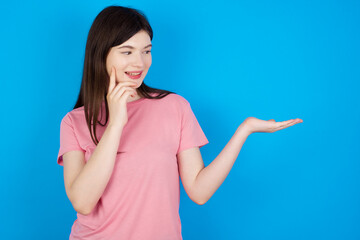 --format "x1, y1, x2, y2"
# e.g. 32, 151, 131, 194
125, 71, 143, 79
